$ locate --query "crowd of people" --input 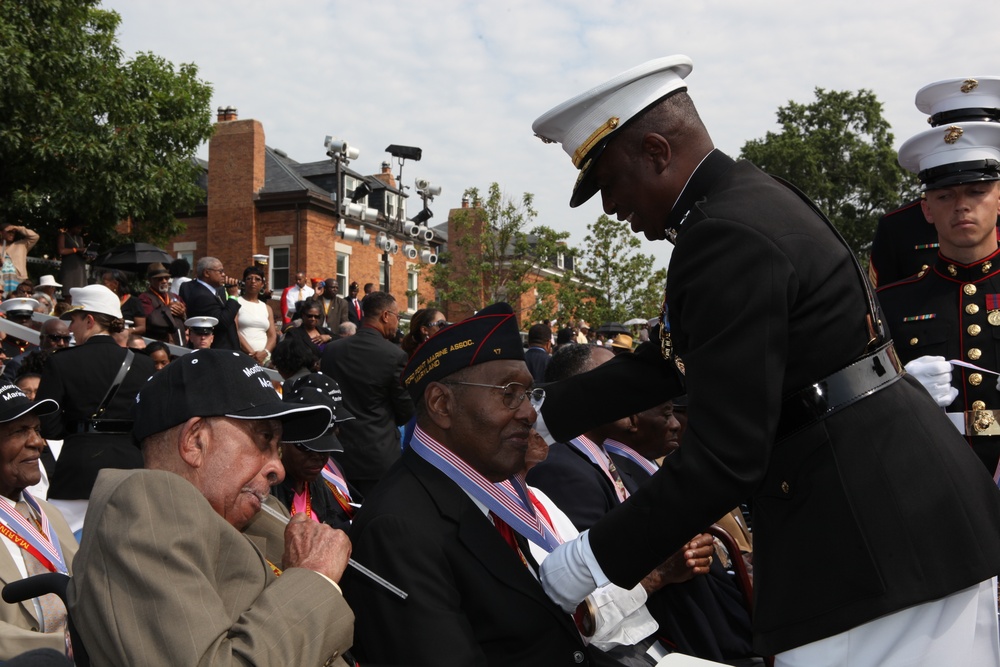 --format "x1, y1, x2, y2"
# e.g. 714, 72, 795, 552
0, 57, 999, 667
